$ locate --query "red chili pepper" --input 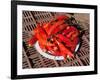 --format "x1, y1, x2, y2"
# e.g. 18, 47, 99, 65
43, 22, 52, 33
70, 31, 79, 40
51, 23, 68, 35
73, 37, 79, 45
46, 45, 53, 53
55, 39, 74, 58
48, 20, 64, 35
38, 24, 48, 39
32, 23, 48, 49
28, 35, 37, 47
46, 43, 61, 56
28, 24, 41, 47
62, 26, 78, 35
34, 24, 41, 34
42, 37, 60, 56
39, 42, 48, 52
56, 34, 75, 47
71, 37, 79, 52
35, 31, 47, 48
